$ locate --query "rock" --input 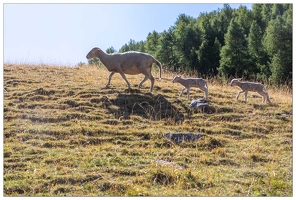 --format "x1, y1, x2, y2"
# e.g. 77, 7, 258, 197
154, 159, 184, 169
164, 132, 204, 144
189, 98, 209, 111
